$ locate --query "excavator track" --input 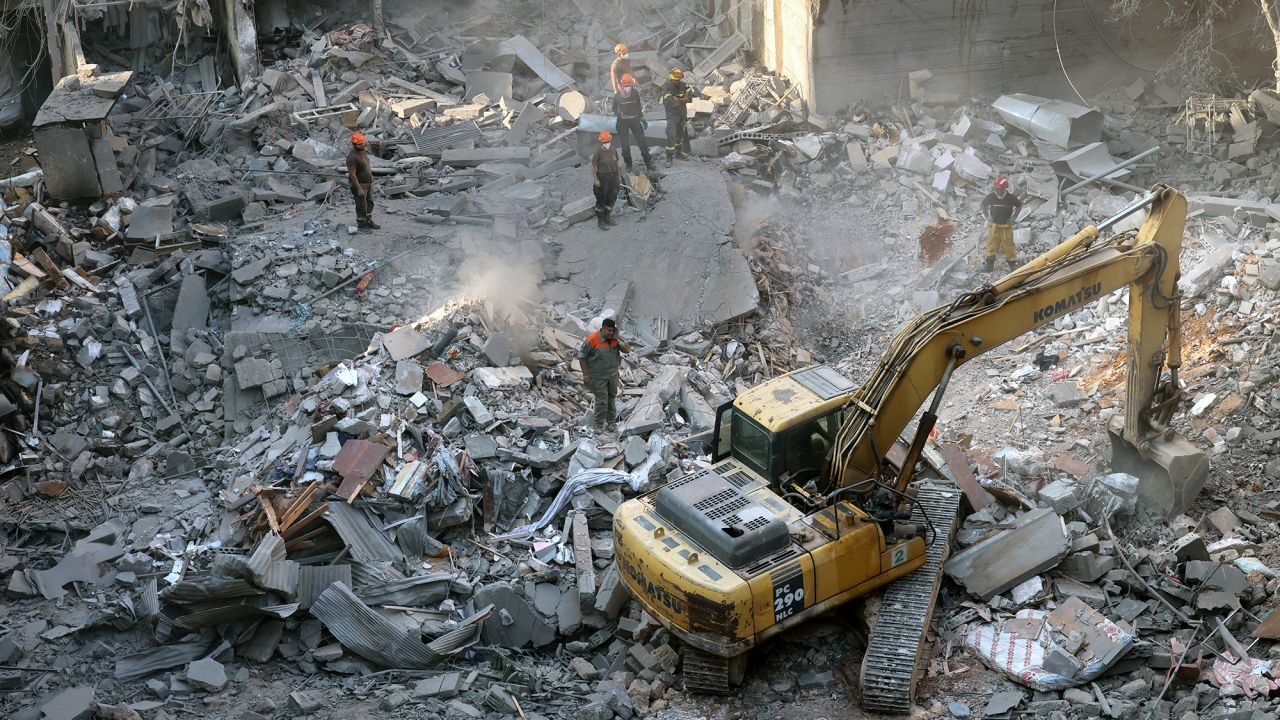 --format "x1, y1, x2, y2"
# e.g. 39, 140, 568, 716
682, 647, 745, 695
860, 481, 961, 713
